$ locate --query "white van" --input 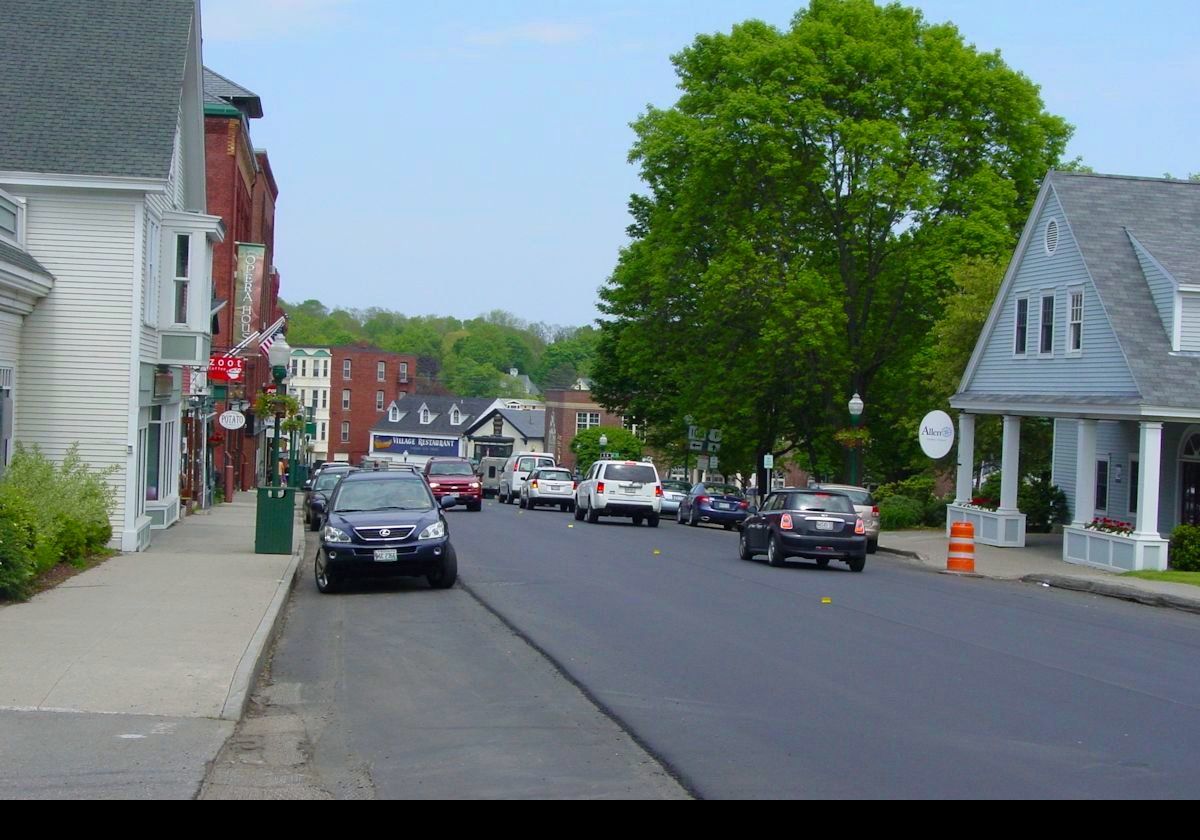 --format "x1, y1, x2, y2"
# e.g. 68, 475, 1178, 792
498, 452, 557, 504
574, 459, 663, 526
